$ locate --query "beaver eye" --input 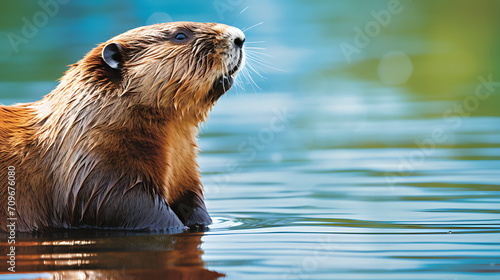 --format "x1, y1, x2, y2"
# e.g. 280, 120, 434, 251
174, 32, 188, 42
